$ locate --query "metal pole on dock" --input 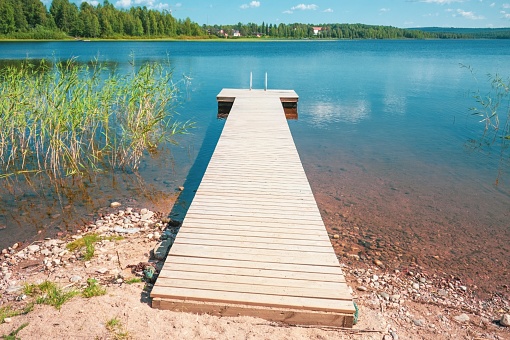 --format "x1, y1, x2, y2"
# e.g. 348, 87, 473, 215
250, 72, 253, 90
265, 72, 268, 91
